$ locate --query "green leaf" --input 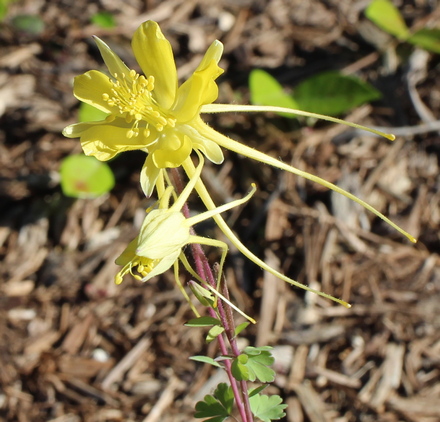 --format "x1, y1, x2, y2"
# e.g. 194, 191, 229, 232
234, 322, 250, 336
206, 325, 225, 343
238, 353, 249, 364
185, 316, 222, 327
91, 11, 116, 29
407, 28, 440, 54
11, 14, 45, 35
0, 0, 14, 21
194, 383, 234, 421
78, 102, 108, 123
248, 385, 268, 398
0, 4, 6, 20
293, 71, 382, 116
365, 0, 409, 40
249, 394, 287, 422
231, 347, 275, 383
60, 154, 115, 198
190, 356, 222, 368
231, 356, 250, 381
249, 69, 299, 118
